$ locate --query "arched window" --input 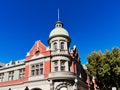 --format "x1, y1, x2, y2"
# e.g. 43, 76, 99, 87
35, 50, 40, 56
54, 42, 57, 50
54, 61, 58, 72
60, 60, 66, 71
60, 42, 64, 50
